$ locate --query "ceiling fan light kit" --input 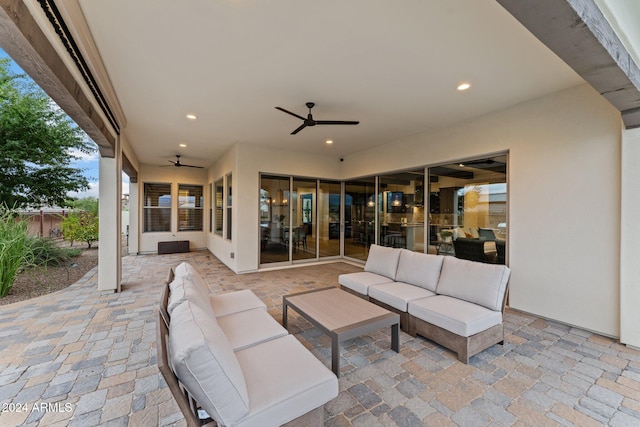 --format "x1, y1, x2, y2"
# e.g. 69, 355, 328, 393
275, 102, 359, 135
